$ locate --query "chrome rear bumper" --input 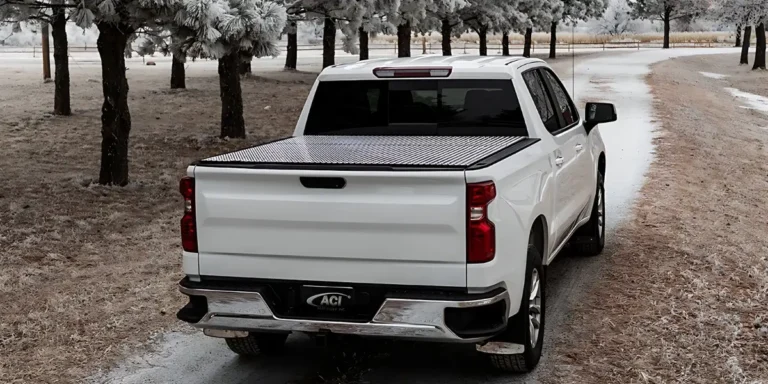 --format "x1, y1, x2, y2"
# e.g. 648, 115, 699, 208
179, 285, 510, 342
